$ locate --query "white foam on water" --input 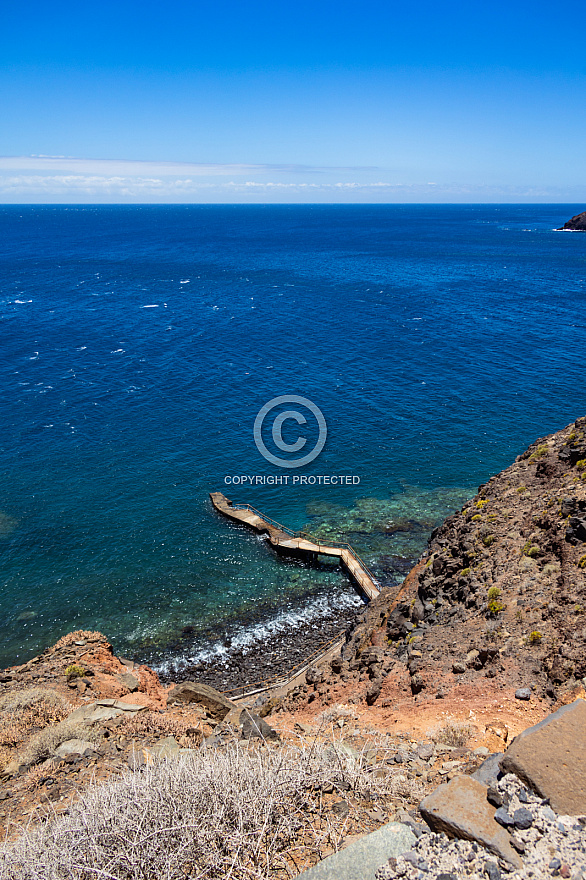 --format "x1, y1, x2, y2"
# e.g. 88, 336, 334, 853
152, 588, 363, 677
140, 304, 159, 308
